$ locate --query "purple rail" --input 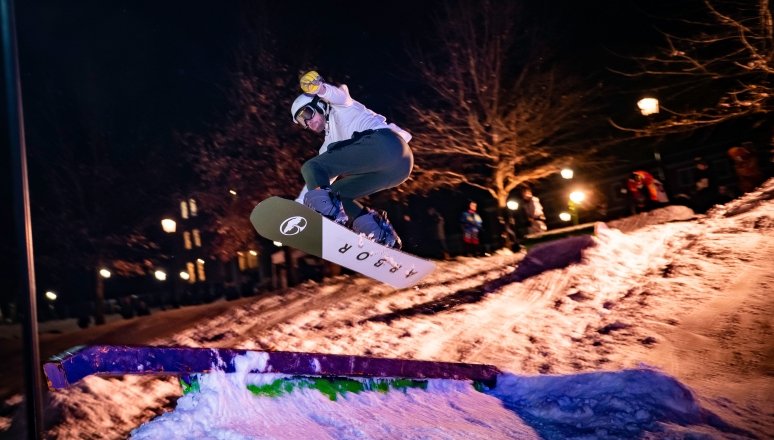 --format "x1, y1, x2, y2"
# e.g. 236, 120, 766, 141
43, 345, 500, 390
